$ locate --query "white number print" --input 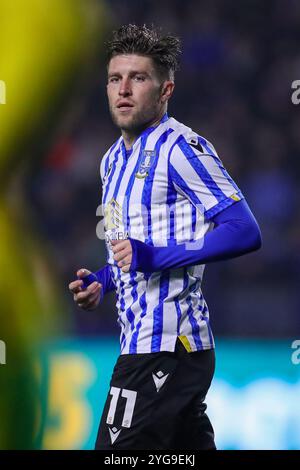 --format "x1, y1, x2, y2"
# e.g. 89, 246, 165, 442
106, 386, 137, 428
106, 386, 121, 425
121, 388, 137, 428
